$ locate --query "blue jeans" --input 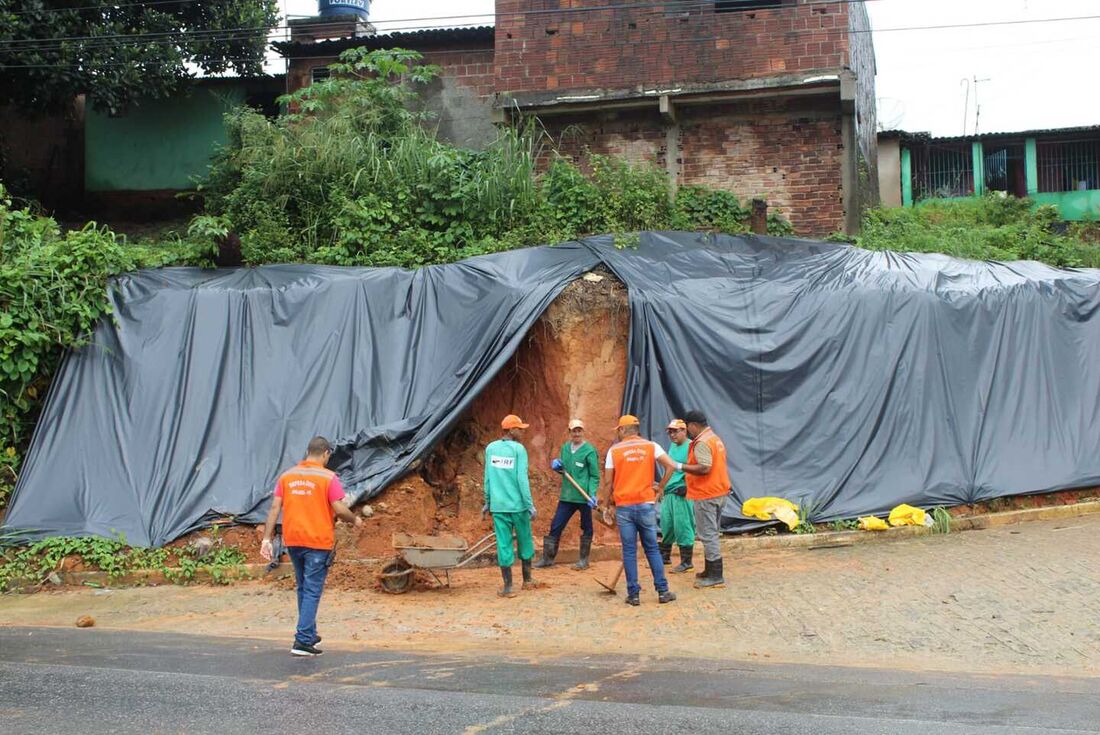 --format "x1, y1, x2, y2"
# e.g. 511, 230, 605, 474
548, 500, 593, 538
615, 503, 669, 597
287, 546, 332, 646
